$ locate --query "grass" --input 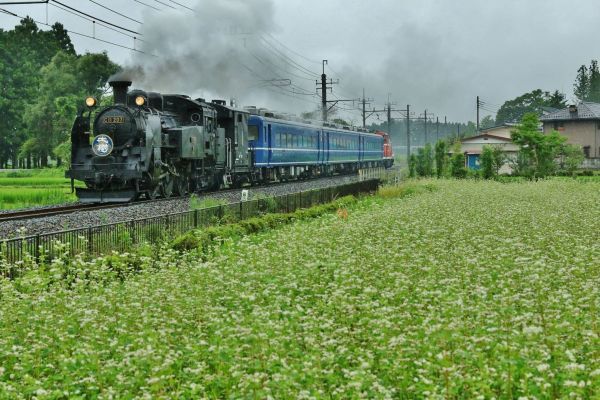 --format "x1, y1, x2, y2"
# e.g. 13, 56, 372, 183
0, 179, 598, 398
0, 169, 79, 209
